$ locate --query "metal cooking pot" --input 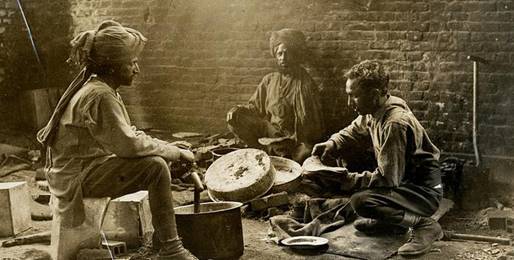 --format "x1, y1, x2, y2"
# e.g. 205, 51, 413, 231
174, 201, 244, 259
